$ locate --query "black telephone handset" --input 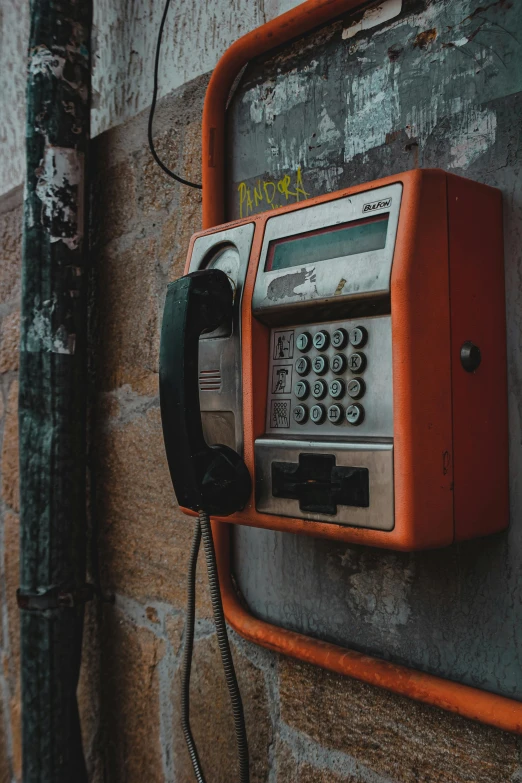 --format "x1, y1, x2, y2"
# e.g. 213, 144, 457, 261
160, 269, 251, 783
159, 268, 251, 516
